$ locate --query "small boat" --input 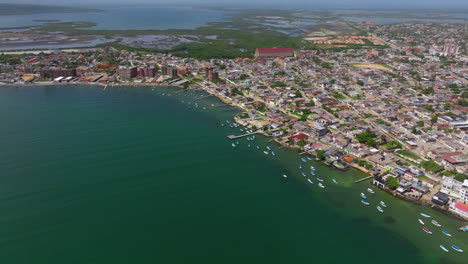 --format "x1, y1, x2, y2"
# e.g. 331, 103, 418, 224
442, 230, 452, 237
431, 220, 441, 227
316, 177, 324, 182
422, 227, 432, 234
310, 171, 316, 176
318, 183, 325, 188
418, 219, 425, 225
333, 179, 338, 184
301, 172, 307, 177
451, 245, 463, 253
236, 141, 239, 145
307, 179, 314, 184
377, 206, 384, 213
360, 193, 367, 199
310, 166, 316, 170
367, 188, 375, 194
420, 213, 431, 218
440, 245, 449, 253
263, 151, 269, 155
267, 146, 271, 150
380, 201, 387, 208
306, 156, 312, 160
301, 158, 307, 162
361, 200, 370, 205
232, 143, 236, 147
271, 151, 276, 156
248, 144, 251, 148
256, 146, 260, 149
221, 124, 225, 127
299, 164, 303, 169
283, 174, 288, 178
